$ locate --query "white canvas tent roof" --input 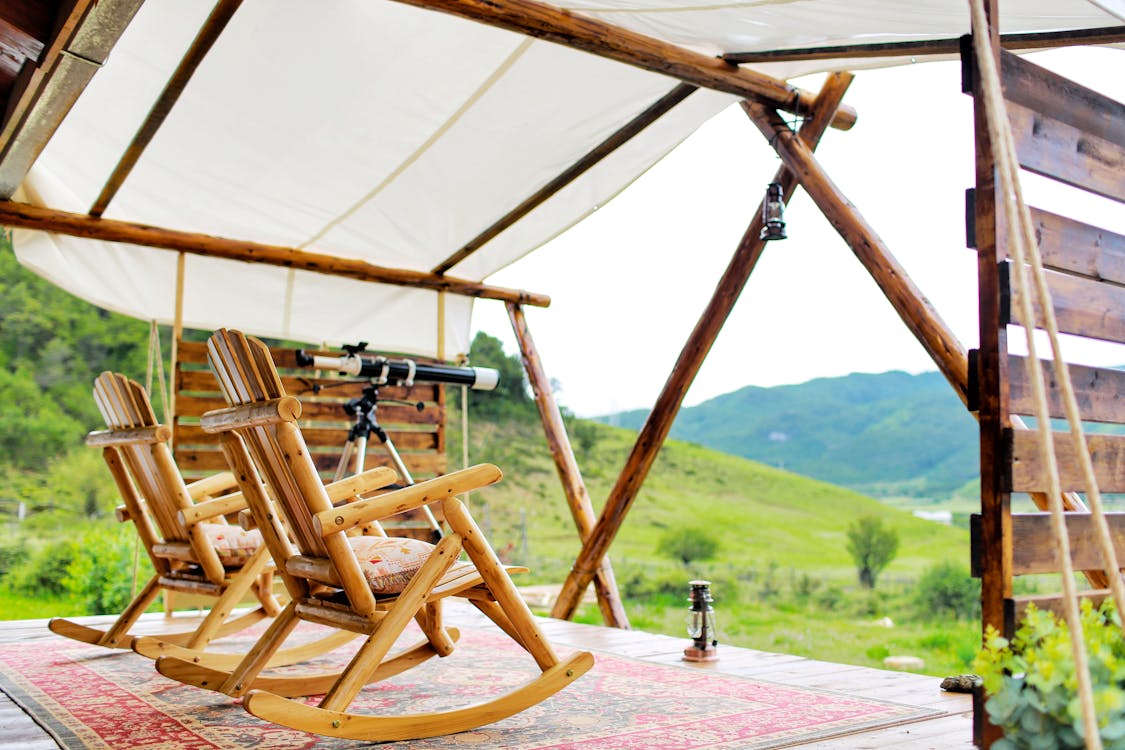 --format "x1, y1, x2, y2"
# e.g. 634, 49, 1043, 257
9, 0, 1124, 358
